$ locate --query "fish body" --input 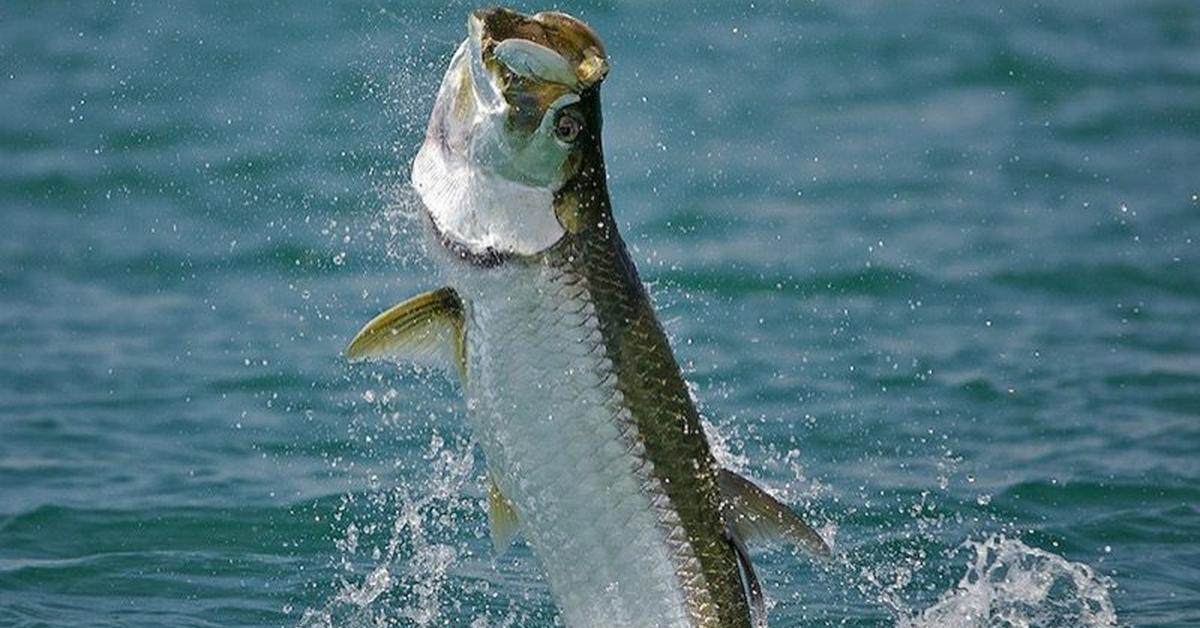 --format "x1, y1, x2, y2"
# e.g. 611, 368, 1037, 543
348, 9, 829, 627
454, 252, 729, 627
